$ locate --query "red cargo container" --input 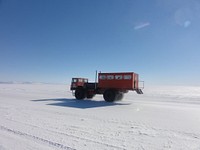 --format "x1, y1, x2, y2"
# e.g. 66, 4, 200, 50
98, 72, 139, 90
